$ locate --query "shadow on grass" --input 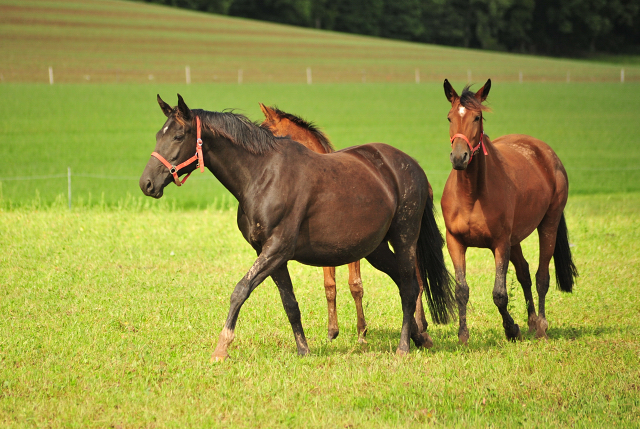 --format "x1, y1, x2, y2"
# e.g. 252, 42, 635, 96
306, 322, 623, 358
